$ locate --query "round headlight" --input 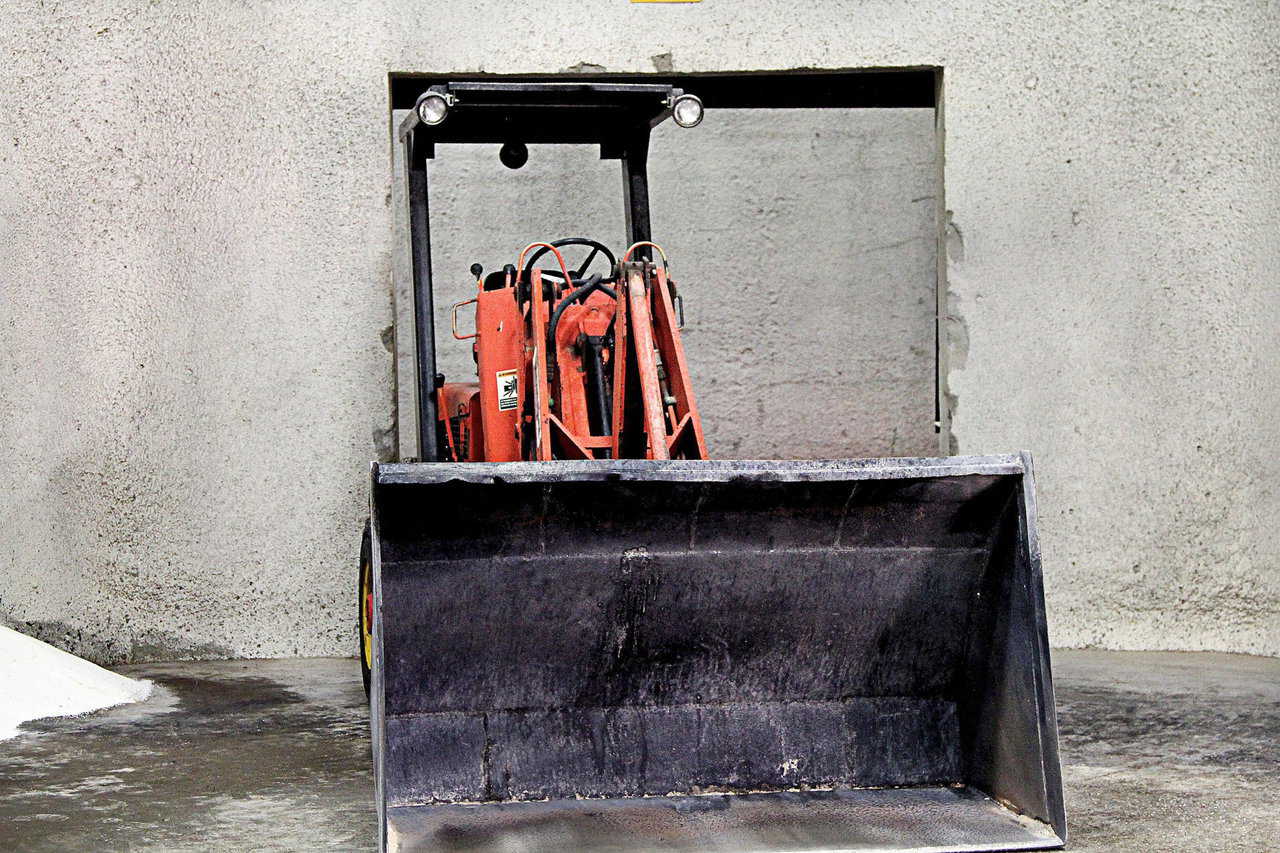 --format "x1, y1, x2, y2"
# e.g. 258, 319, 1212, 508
671, 93, 704, 128
416, 92, 450, 126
